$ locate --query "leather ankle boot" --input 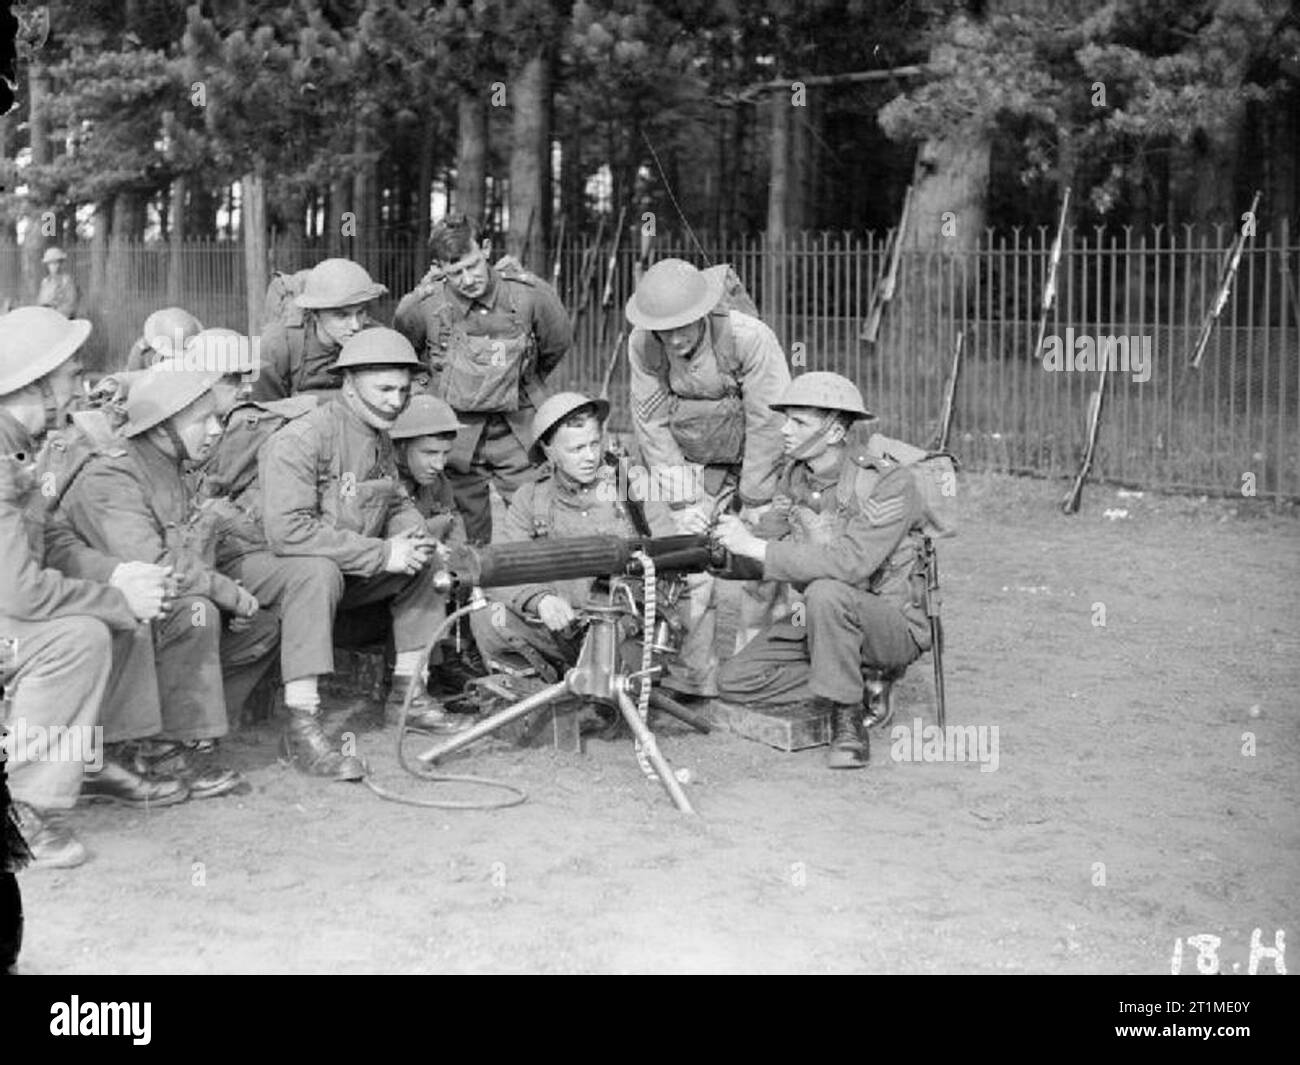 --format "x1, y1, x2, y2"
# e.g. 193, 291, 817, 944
281, 709, 366, 781
823, 699, 869, 769
386, 675, 474, 734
